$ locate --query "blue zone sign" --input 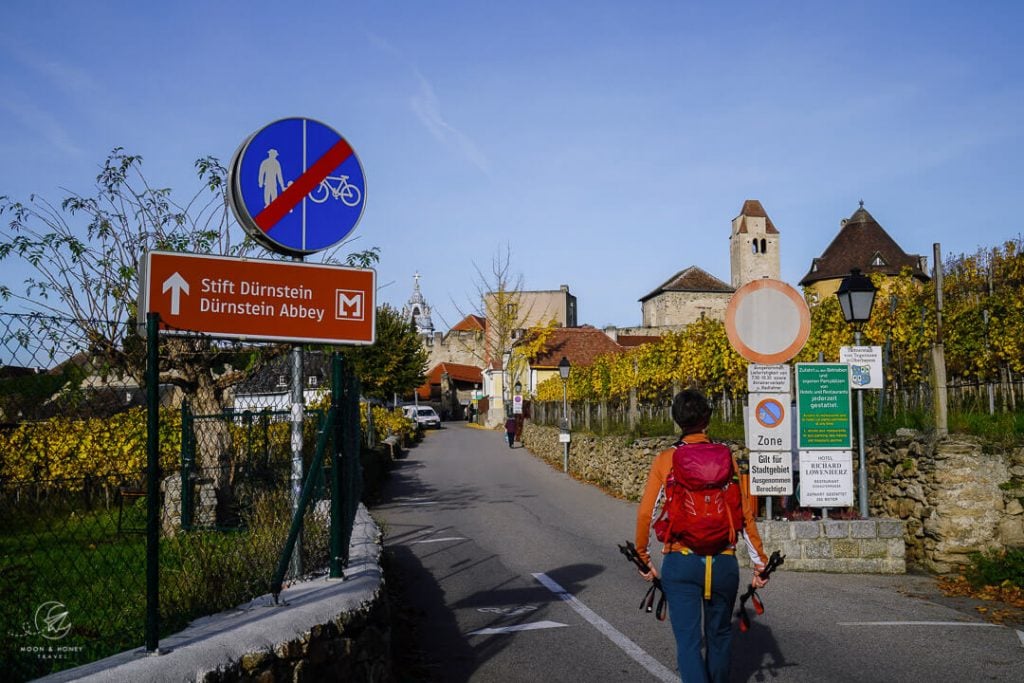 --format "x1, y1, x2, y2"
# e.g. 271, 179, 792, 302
228, 117, 366, 256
